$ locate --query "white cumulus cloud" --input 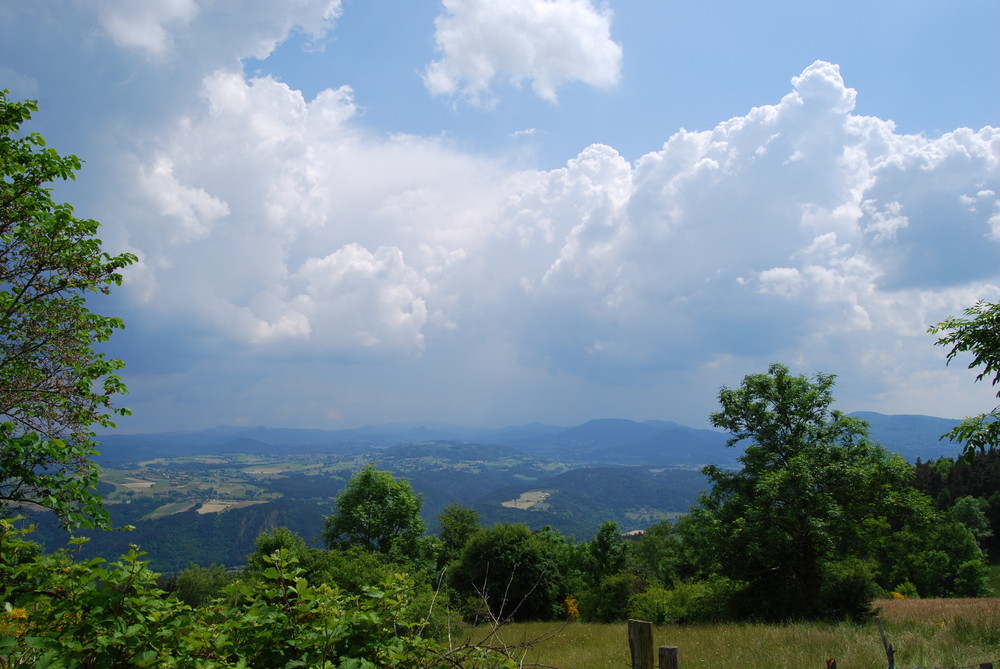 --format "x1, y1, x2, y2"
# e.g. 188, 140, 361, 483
86, 0, 342, 60
139, 158, 230, 244
91, 0, 199, 55
424, 0, 622, 104
491, 61, 999, 402
119, 69, 509, 358
111, 58, 999, 425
